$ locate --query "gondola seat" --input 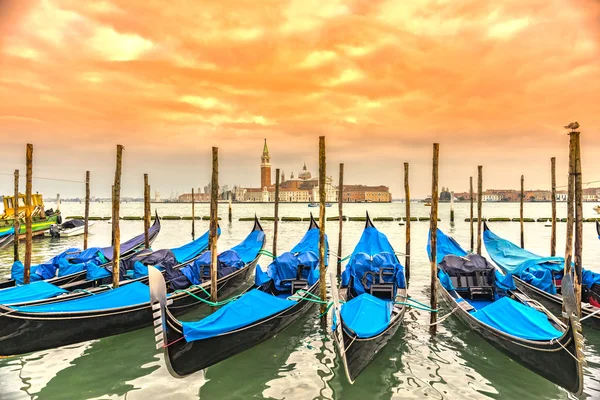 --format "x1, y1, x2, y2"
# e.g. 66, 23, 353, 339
440, 255, 496, 301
